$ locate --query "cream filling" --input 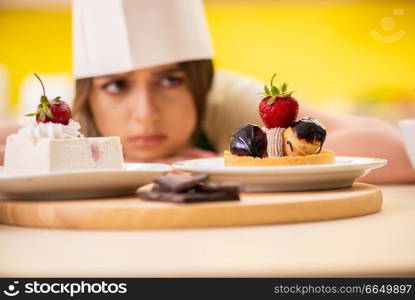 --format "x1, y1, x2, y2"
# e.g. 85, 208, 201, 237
17, 119, 83, 141
263, 127, 285, 157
